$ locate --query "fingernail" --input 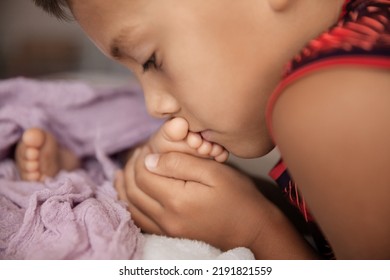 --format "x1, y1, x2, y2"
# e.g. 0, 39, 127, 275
145, 154, 160, 170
